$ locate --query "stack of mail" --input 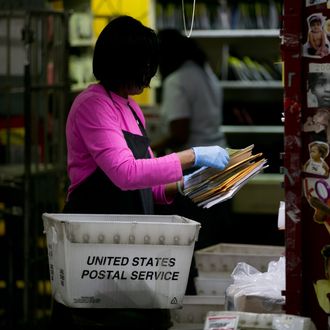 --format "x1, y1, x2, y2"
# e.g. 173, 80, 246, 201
183, 144, 268, 208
